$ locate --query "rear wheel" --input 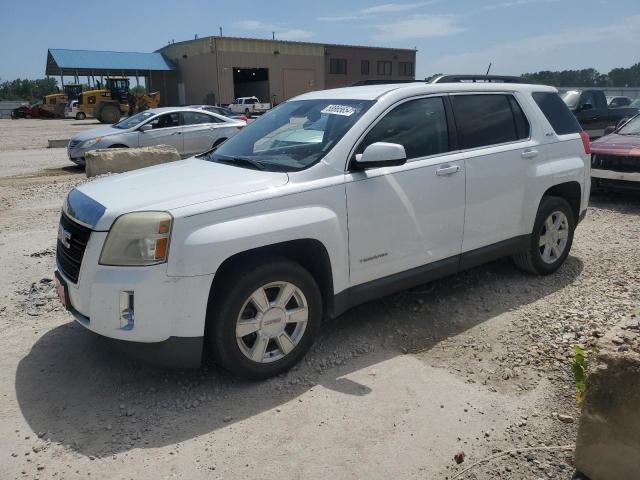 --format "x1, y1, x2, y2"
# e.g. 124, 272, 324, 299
98, 104, 121, 124
244, 108, 250, 116
207, 259, 322, 379
75, 112, 86, 120
513, 196, 575, 275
